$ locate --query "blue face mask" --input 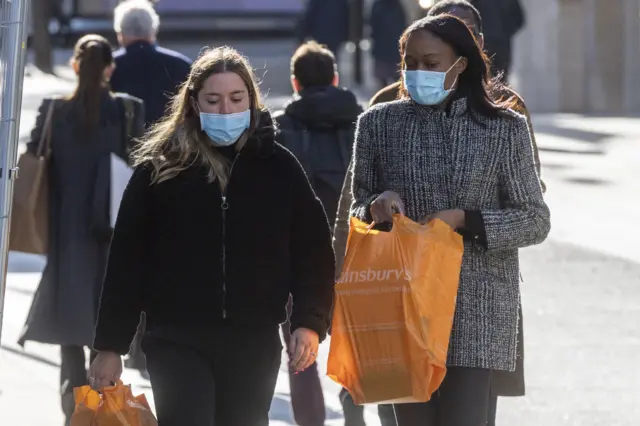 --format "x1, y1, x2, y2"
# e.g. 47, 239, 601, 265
402, 57, 462, 106
199, 110, 251, 147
